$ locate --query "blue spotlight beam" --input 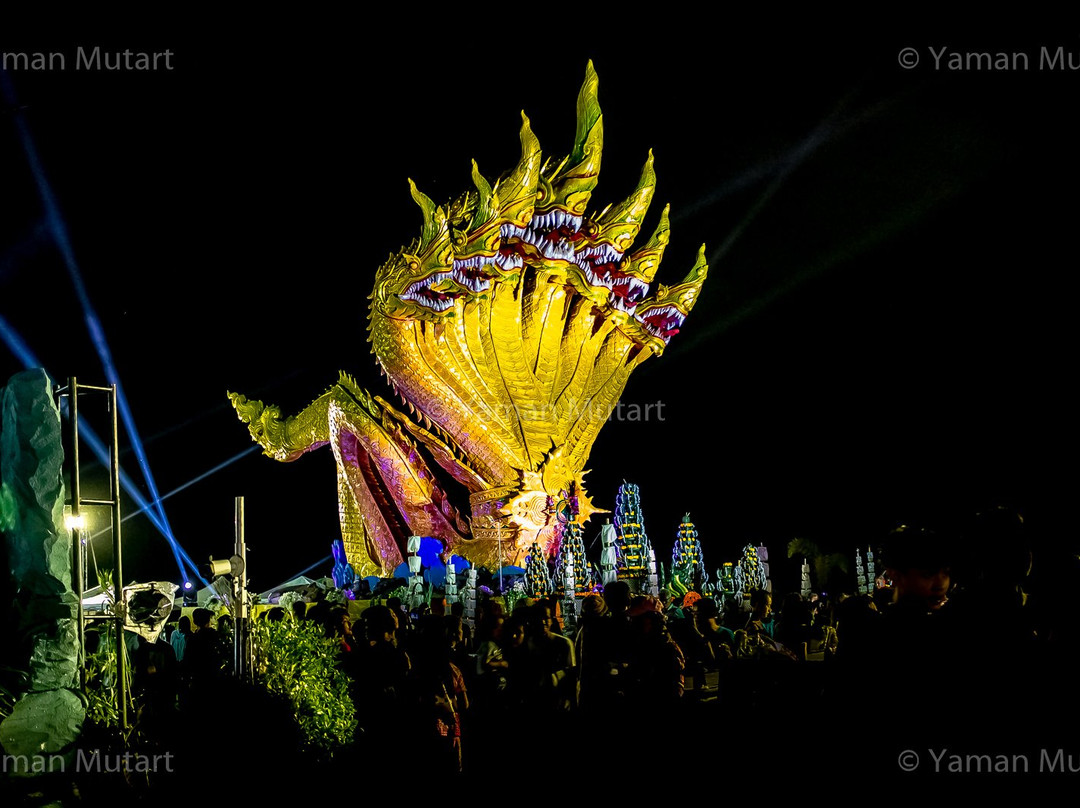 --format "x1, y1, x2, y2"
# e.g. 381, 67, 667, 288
3, 74, 176, 544
0, 314, 192, 583
79, 423, 187, 578
266, 555, 334, 594
0, 314, 40, 369
114, 446, 259, 528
